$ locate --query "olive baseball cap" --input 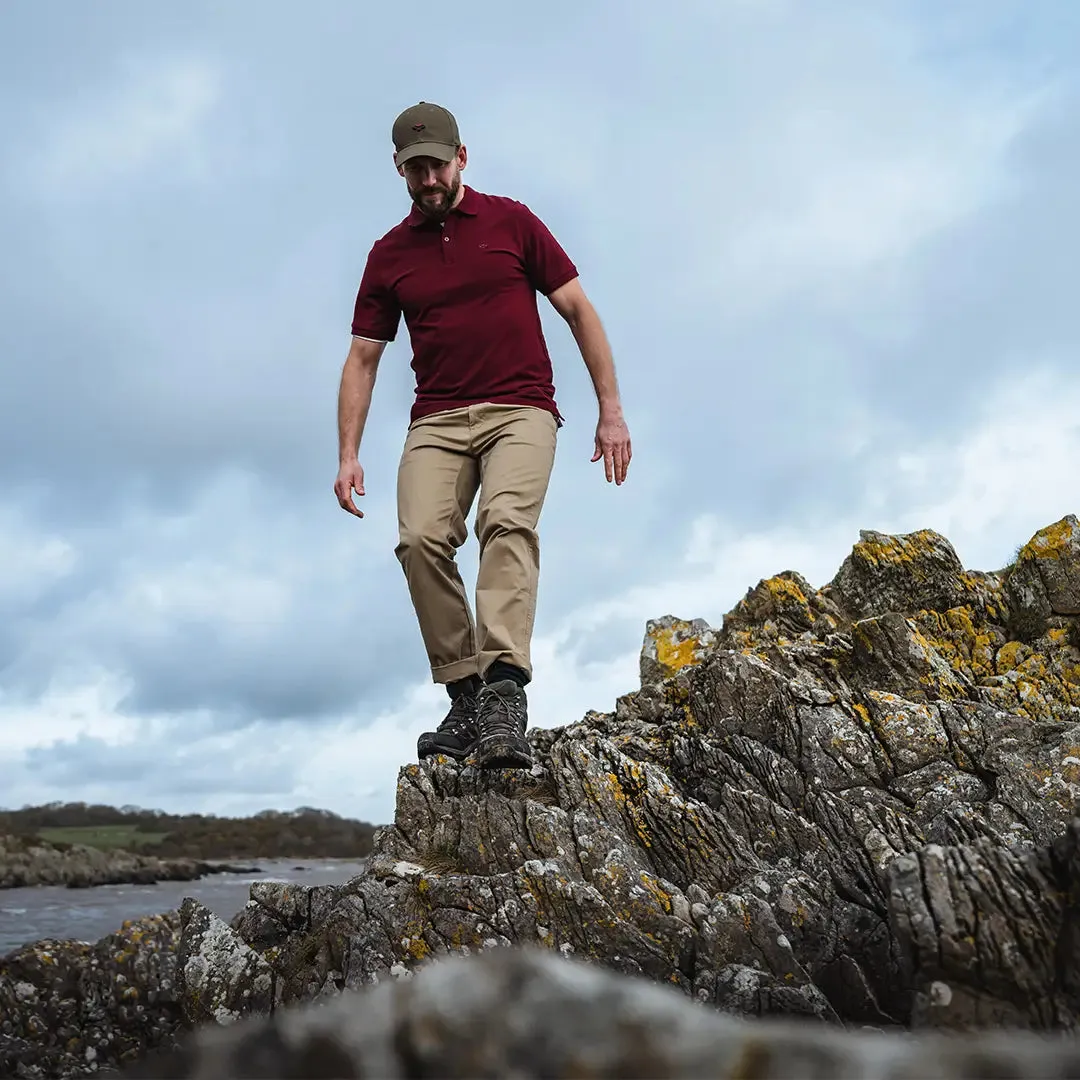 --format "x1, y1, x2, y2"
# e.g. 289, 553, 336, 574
392, 102, 461, 166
